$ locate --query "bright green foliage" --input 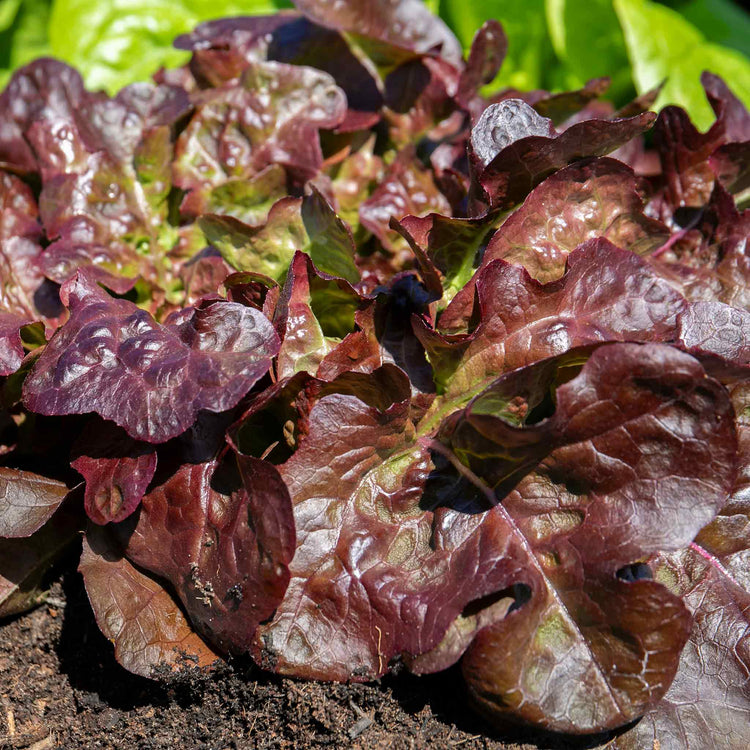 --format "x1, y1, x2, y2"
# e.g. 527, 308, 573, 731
615, 0, 750, 129
48, 0, 293, 93
0, 0, 53, 90
440, 0, 555, 92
